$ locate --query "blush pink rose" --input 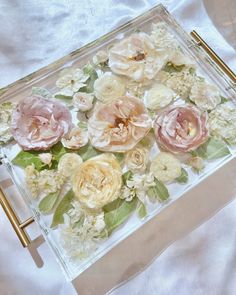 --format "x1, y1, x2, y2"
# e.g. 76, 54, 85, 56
11, 96, 72, 150
88, 96, 152, 152
154, 105, 209, 153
